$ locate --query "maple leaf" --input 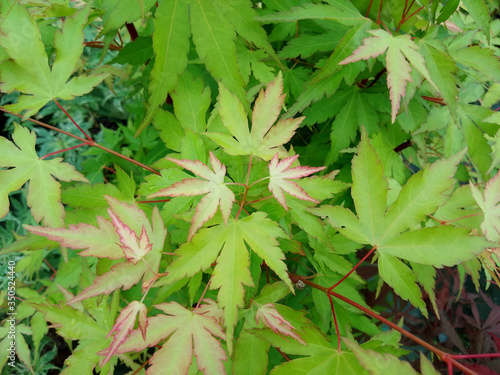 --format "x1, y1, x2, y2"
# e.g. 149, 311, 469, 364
339, 29, 436, 123
0, 124, 88, 227
108, 209, 152, 264
136, 0, 190, 135
311, 130, 490, 314
268, 153, 326, 210
25, 197, 167, 303
99, 300, 227, 375
0, 2, 108, 119
250, 304, 368, 375
470, 171, 500, 242
148, 151, 235, 241
155, 212, 293, 353
205, 72, 304, 160
101, 301, 148, 366
255, 303, 305, 344
344, 338, 419, 374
